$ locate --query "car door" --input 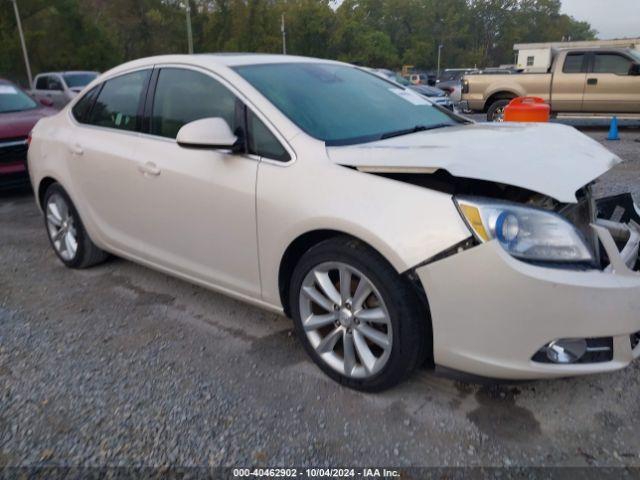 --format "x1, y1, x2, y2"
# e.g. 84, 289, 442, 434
67, 69, 152, 252
127, 66, 262, 297
550, 51, 588, 112
582, 52, 640, 113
